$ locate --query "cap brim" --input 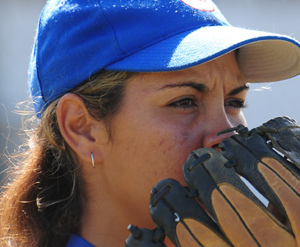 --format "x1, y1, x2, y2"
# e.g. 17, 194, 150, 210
106, 26, 300, 83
